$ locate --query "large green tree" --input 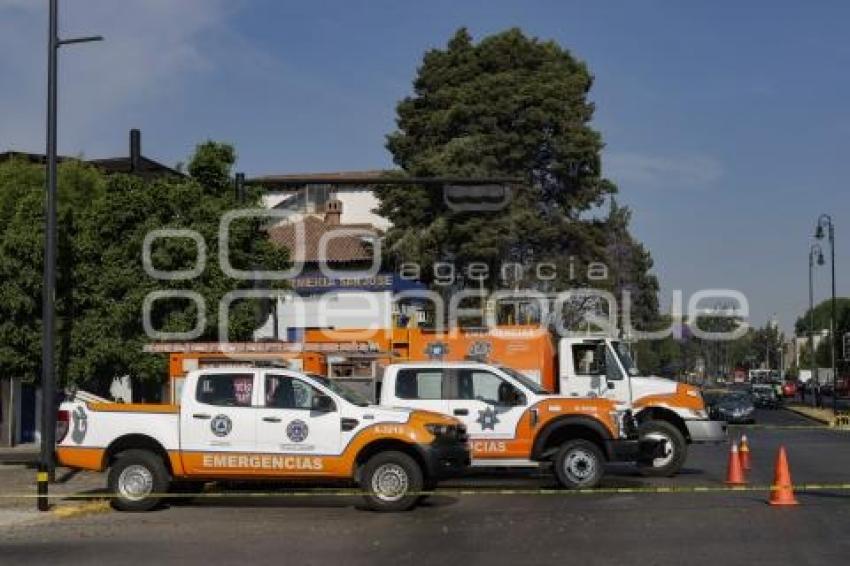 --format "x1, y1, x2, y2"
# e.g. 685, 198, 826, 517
0, 143, 288, 398
377, 27, 657, 329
